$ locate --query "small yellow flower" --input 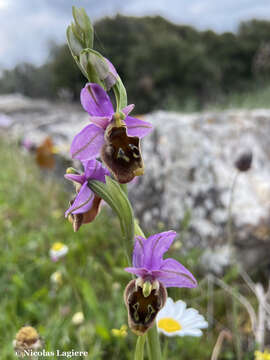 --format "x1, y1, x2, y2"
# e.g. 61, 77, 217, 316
72, 312, 85, 326
255, 350, 270, 360
49, 242, 68, 261
111, 325, 128, 338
